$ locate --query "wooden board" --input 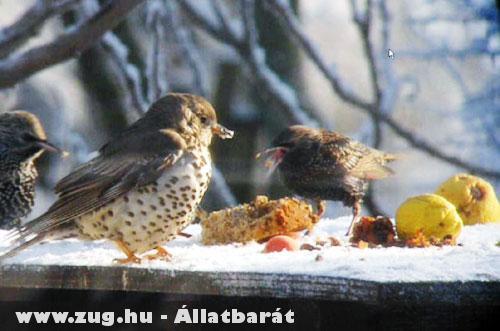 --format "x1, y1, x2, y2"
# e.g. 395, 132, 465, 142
1, 263, 498, 305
